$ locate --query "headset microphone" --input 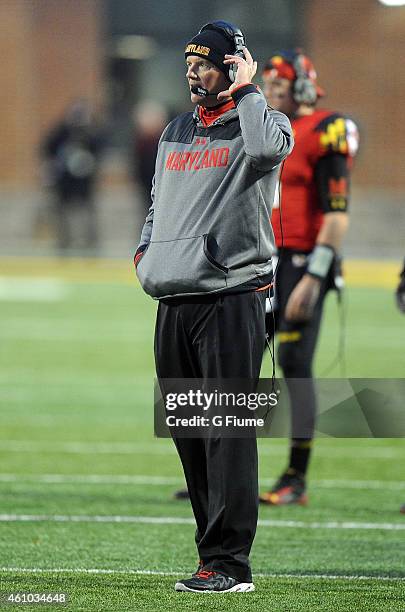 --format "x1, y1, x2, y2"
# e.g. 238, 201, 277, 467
190, 85, 221, 97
